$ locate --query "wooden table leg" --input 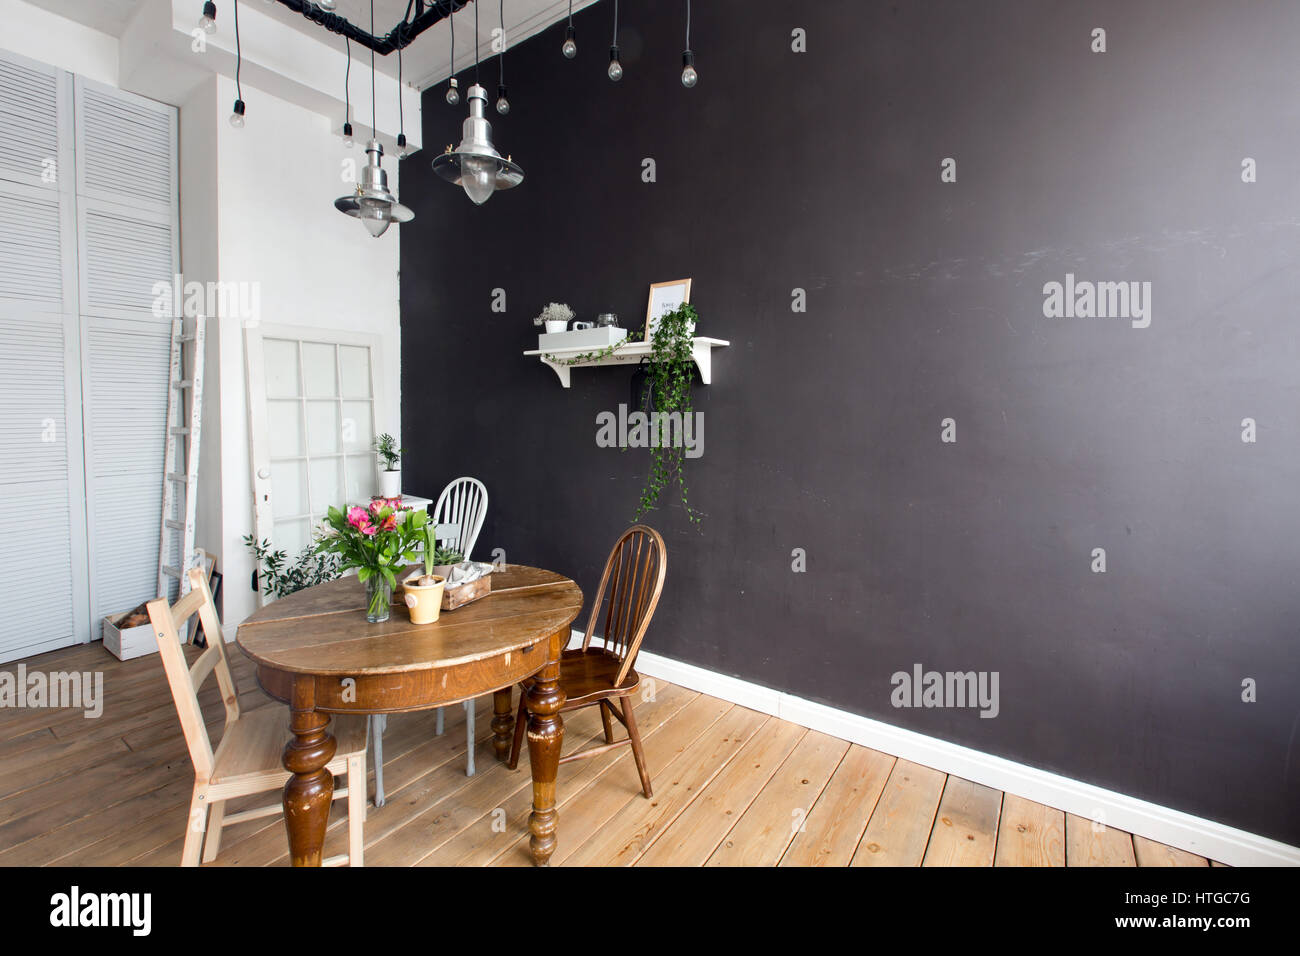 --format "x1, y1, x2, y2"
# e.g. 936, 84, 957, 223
282, 675, 335, 867
492, 687, 515, 762
525, 634, 566, 866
